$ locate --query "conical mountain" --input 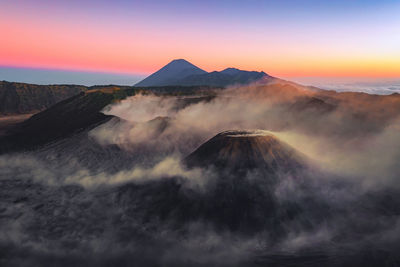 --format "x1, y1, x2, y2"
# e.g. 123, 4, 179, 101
135, 59, 206, 86
185, 130, 306, 174
117, 130, 316, 233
